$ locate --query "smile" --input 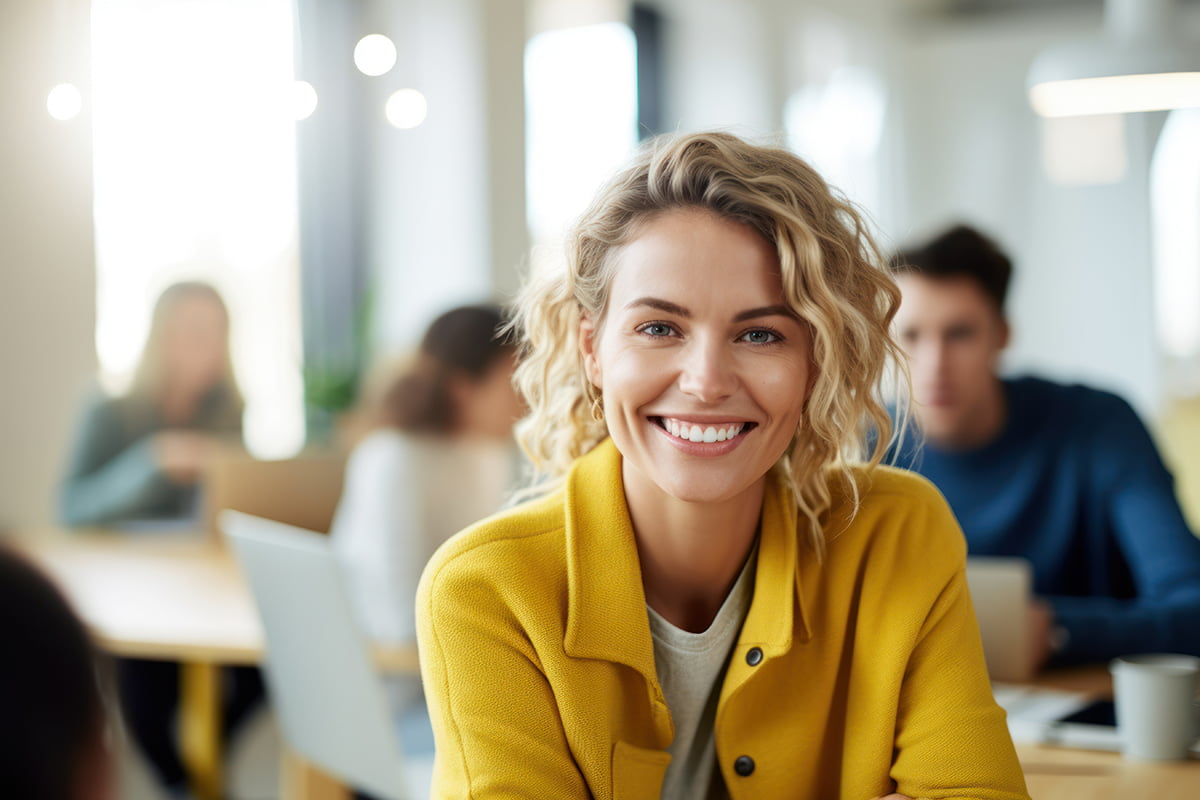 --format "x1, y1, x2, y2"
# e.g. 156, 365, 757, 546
653, 417, 755, 443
